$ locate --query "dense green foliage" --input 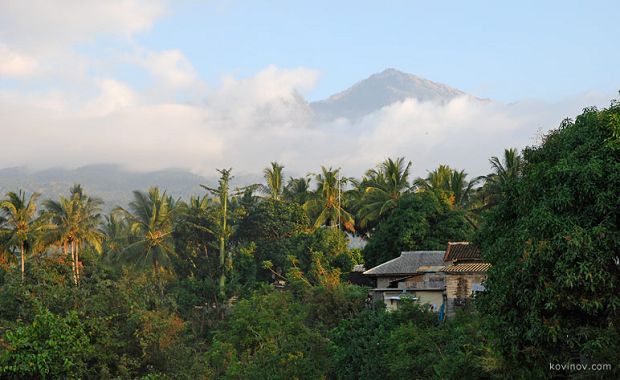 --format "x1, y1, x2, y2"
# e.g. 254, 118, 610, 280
477, 102, 620, 377
0, 309, 91, 379
1, 99, 618, 378
330, 301, 494, 380
0, 255, 202, 379
363, 192, 474, 267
